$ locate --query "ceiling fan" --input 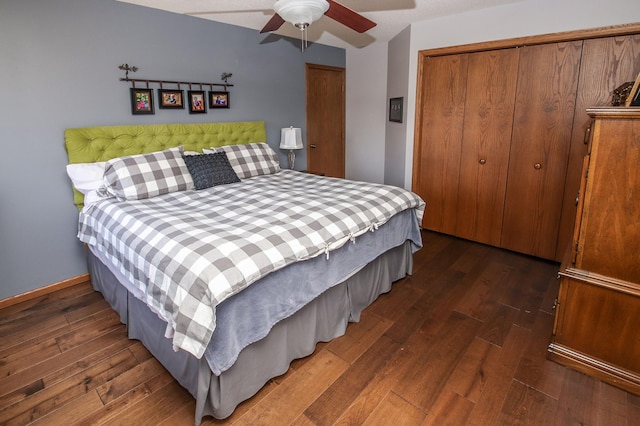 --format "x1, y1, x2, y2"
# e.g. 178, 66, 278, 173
260, 0, 376, 49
